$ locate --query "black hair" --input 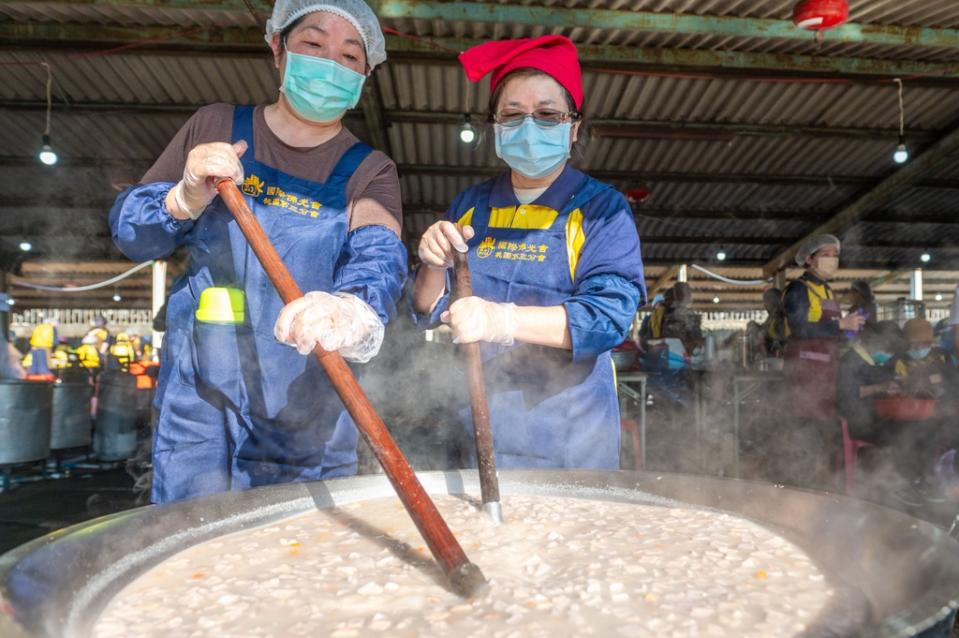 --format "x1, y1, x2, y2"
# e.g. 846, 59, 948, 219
280, 16, 306, 42
278, 14, 371, 73
486, 67, 588, 157
487, 68, 581, 120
